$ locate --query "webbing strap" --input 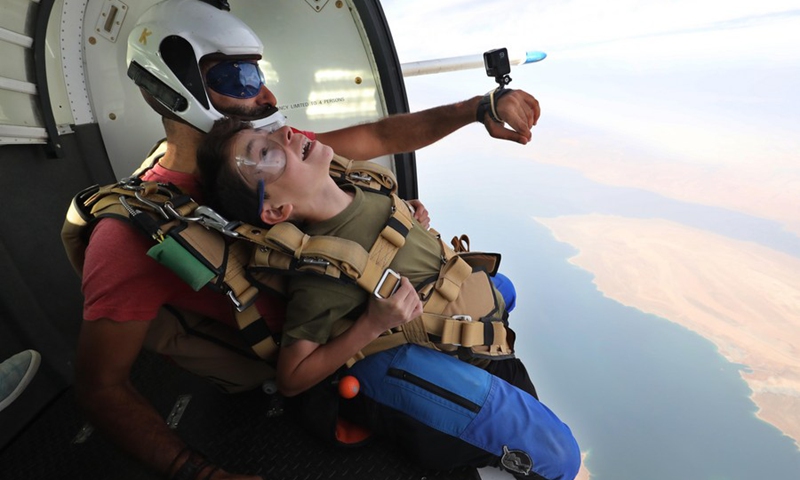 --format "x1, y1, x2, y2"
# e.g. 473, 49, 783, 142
80, 181, 280, 359
223, 240, 261, 310
242, 222, 369, 281
345, 332, 408, 367
243, 194, 415, 299
423, 243, 472, 315
390, 238, 510, 356
438, 316, 509, 348
89, 183, 198, 222
356, 194, 414, 298
329, 154, 397, 194
233, 303, 279, 360
451, 234, 471, 253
